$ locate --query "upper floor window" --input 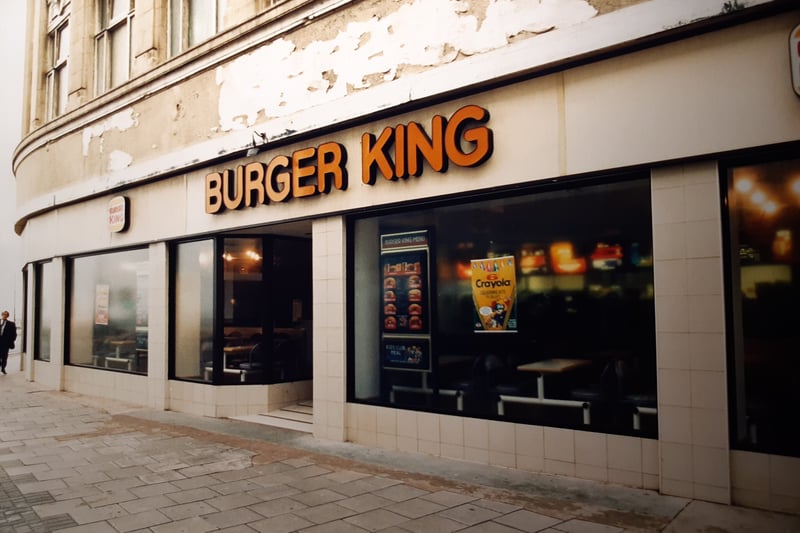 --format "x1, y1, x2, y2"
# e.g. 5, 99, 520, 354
95, 0, 134, 94
46, 0, 70, 119
169, 0, 227, 56
169, 0, 294, 57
